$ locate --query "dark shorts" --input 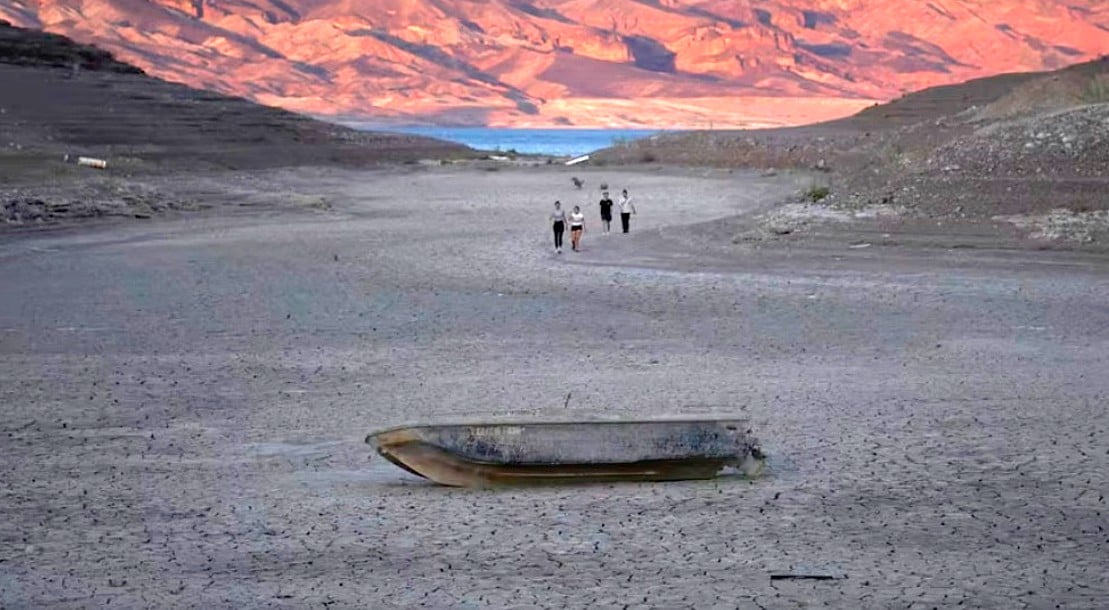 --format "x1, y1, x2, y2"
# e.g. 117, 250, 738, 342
600, 211, 612, 221
570, 225, 583, 231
